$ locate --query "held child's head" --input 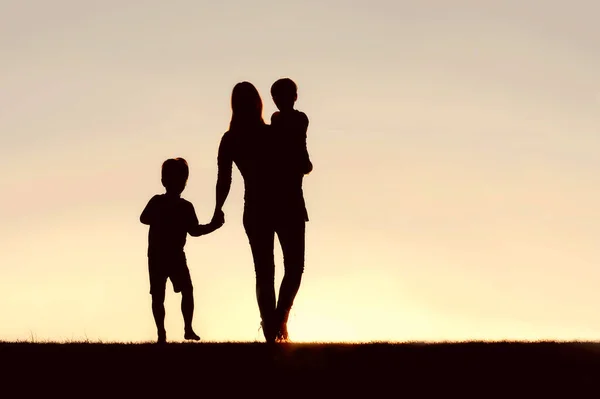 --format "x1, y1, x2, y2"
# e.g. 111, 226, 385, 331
161, 158, 189, 195
271, 78, 297, 111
